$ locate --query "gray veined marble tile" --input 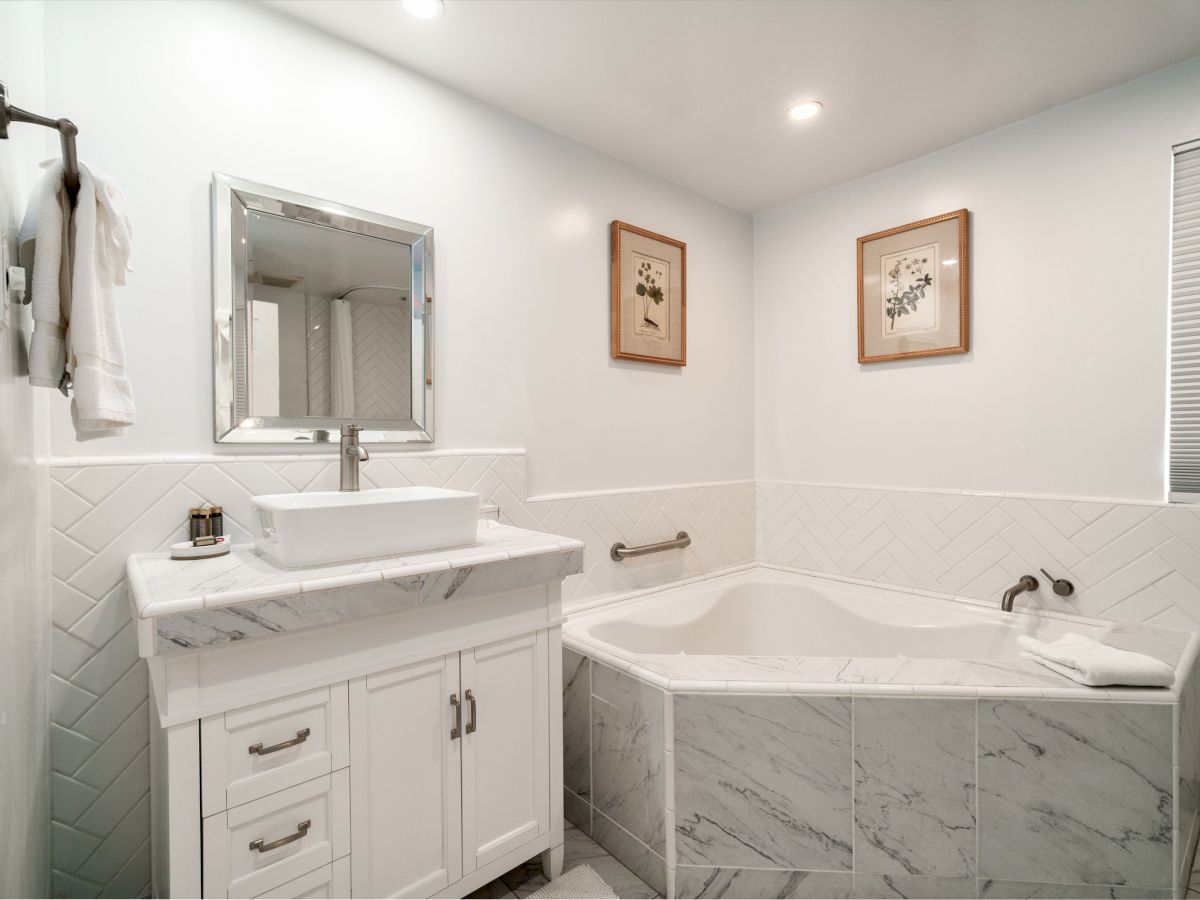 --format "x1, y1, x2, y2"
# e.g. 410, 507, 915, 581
1177, 661, 1200, 878
151, 544, 584, 653
977, 878, 1171, 898
564, 788, 592, 836
154, 577, 423, 651
564, 649, 591, 800
977, 700, 1174, 889
675, 866, 853, 899
854, 698, 976, 877
591, 663, 666, 855
1099, 623, 1188, 668
674, 693, 853, 871
853, 873, 978, 899
591, 810, 667, 896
